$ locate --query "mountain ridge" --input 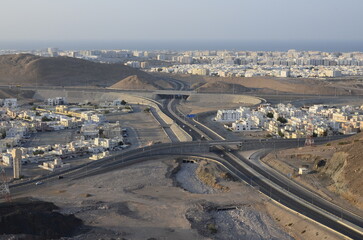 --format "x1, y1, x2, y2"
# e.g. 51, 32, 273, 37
0, 54, 162, 88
